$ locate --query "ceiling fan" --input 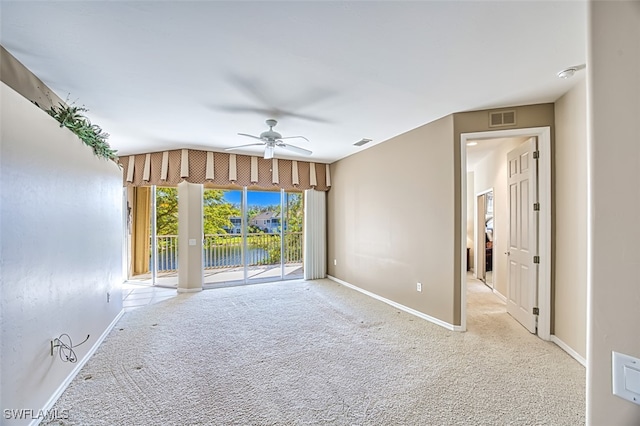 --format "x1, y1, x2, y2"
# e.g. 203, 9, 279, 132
226, 119, 312, 159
